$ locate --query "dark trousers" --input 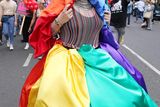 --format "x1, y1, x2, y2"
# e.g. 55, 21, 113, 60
143, 18, 151, 28
127, 13, 131, 25
0, 26, 2, 41
136, 9, 143, 21
22, 16, 32, 42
